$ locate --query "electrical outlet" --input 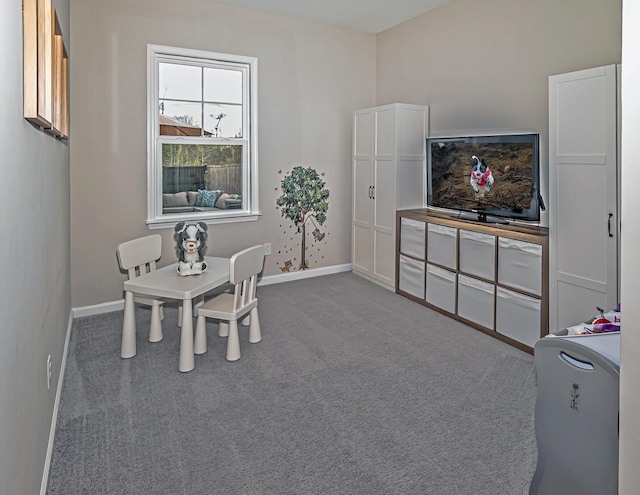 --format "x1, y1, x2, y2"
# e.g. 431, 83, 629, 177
264, 243, 271, 256
46, 355, 52, 390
